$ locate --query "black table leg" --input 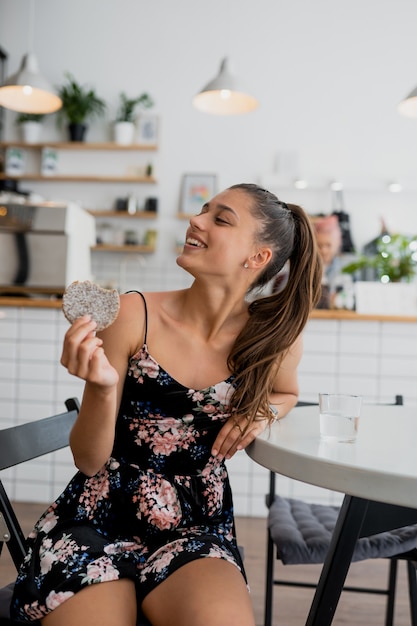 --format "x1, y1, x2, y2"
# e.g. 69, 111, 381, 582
305, 495, 369, 626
